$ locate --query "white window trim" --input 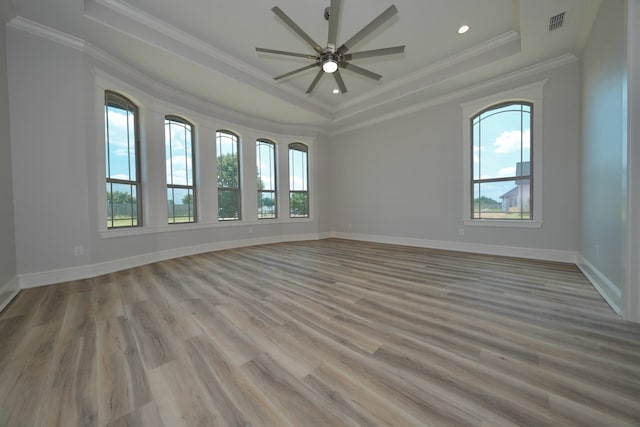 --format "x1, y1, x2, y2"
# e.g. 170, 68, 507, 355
461, 80, 546, 228
95, 70, 315, 239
